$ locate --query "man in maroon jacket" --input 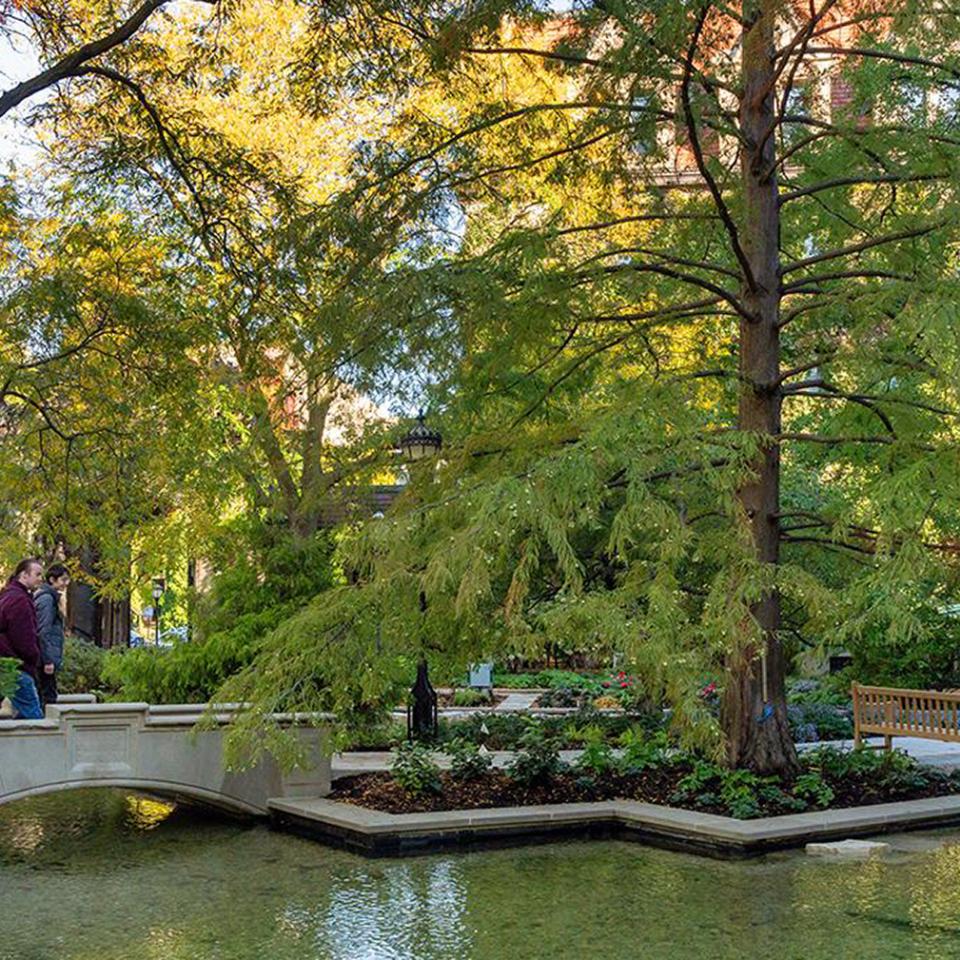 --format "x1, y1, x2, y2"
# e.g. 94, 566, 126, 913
0, 558, 45, 719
